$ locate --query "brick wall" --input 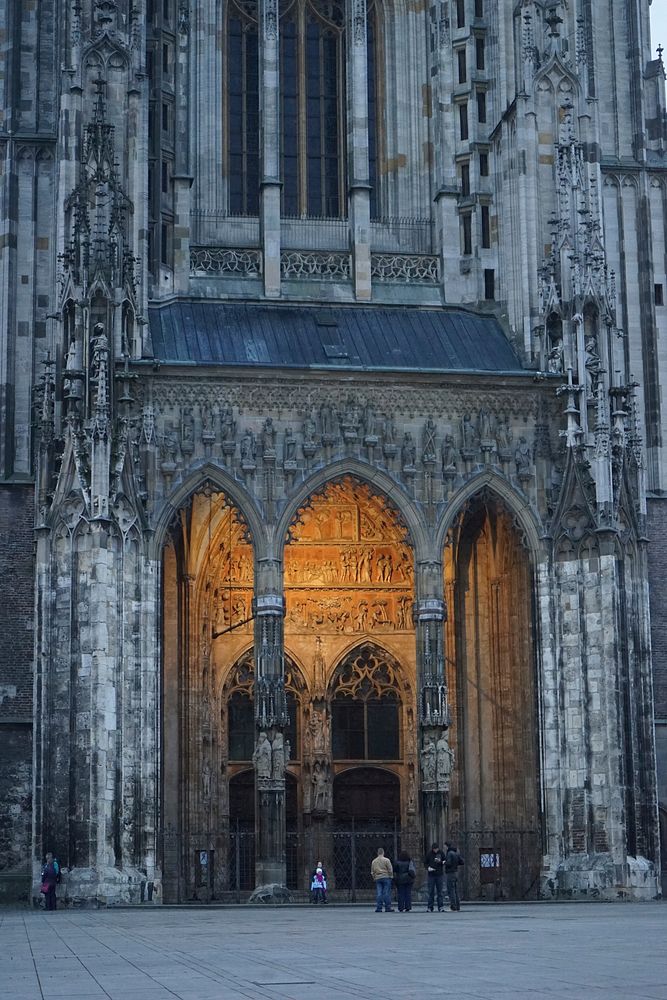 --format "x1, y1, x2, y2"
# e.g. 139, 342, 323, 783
0, 485, 34, 899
